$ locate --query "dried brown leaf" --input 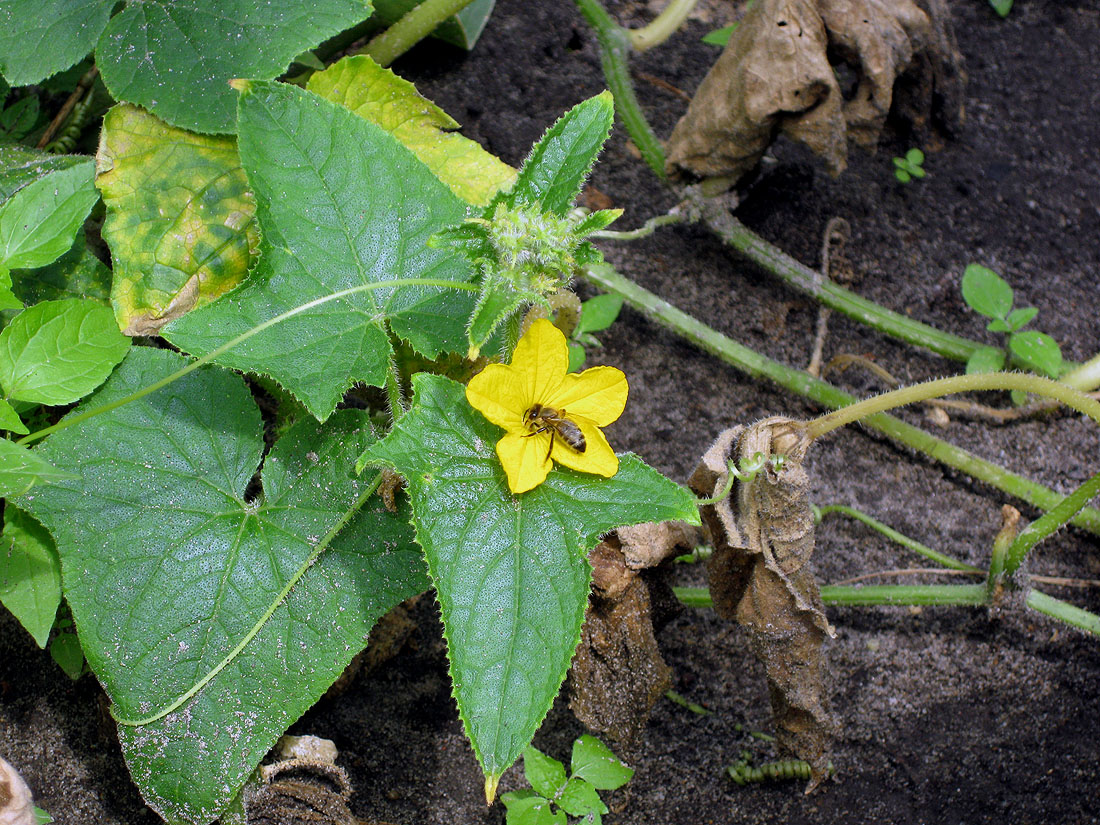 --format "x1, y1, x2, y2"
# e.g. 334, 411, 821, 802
690, 419, 836, 790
